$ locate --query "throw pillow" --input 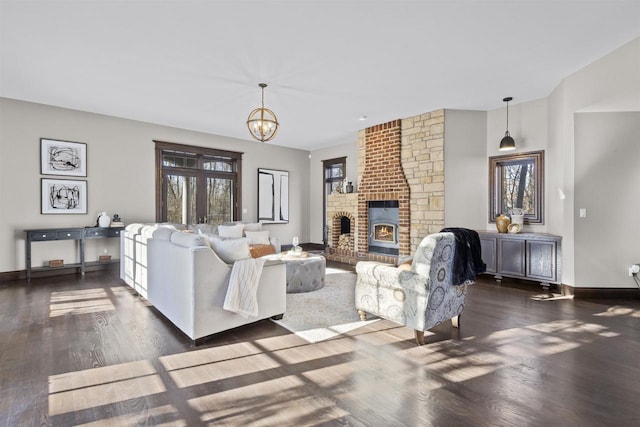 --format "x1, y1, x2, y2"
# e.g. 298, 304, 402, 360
245, 230, 270, 245
218, 224, 244, 239
249, 244, 276, 258
211, 237, 251, 264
